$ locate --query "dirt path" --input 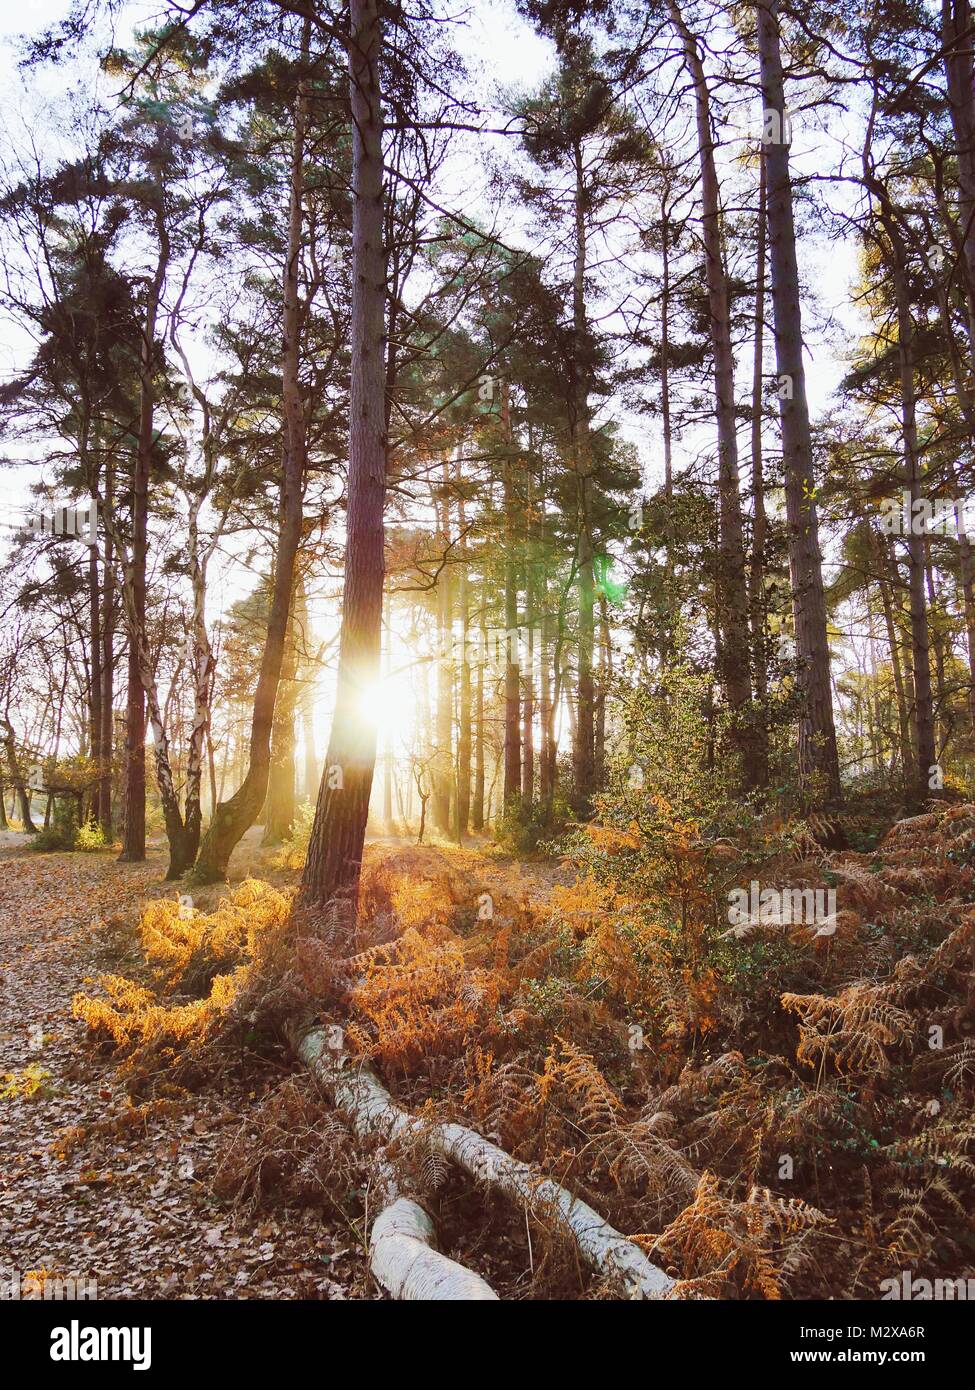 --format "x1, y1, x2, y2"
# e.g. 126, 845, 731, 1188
0, 841, 367, 1300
